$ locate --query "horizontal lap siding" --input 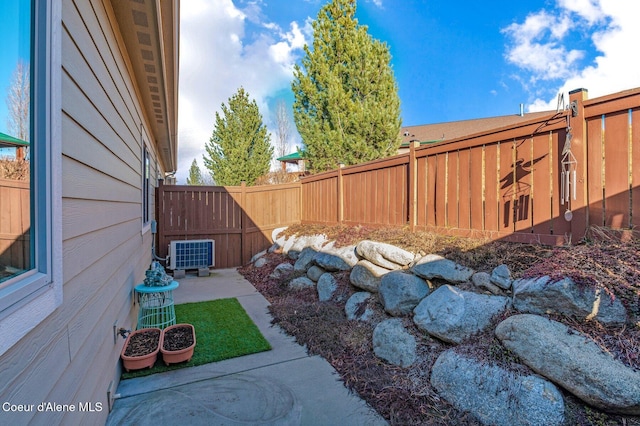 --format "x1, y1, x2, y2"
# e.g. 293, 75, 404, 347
0, 1, 159, 424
